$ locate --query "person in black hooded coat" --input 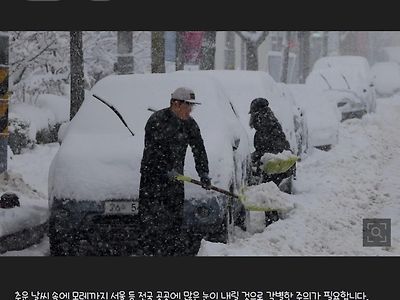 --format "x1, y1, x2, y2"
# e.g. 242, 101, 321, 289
248, 98, 294, 226
138, 87, 211, 256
